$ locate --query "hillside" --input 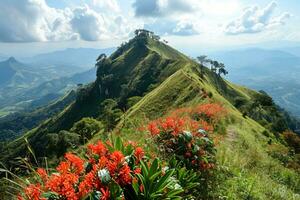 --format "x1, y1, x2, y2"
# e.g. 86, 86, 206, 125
209, 48, 300, 117
1, 32, 299, 199
0, 90, 77, 141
